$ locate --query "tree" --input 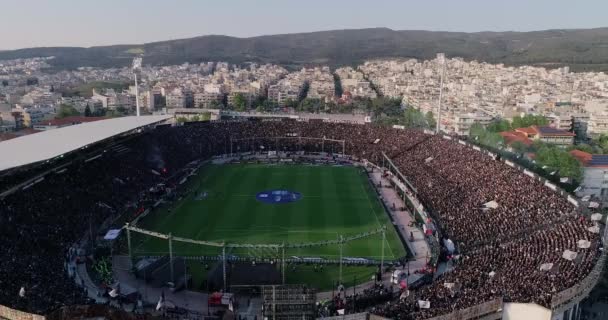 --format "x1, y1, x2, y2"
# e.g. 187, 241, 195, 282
297, 98, 322, 112
232, 93, 247, 111
479, 131, 504, 148
56, 104, 80, 119
191, 115, 201, 122
597, 134, 608, 153
333, 73, 343, 97
201, 112, 211, 121
469, 123, 486, 139
486, 119, 511, 132
511, 141, 529, 153
403, 107, 427, 128
176, 117, 188, 123
535, 145, 583, 181
468, 122, 504, 148
84, 105, 92, 117
298, 82, 310, 102
512, 114, 549, 129
92, 108, 107, 117
209, 100, 223, 109
284, 98, 298, 109
425, 111, 436, 129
